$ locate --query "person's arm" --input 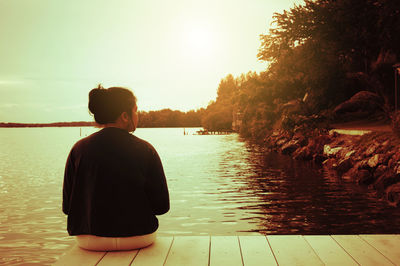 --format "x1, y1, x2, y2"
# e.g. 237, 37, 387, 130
145, 147, 170, 215
62, 150, 75, 215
